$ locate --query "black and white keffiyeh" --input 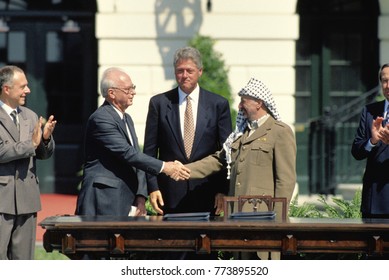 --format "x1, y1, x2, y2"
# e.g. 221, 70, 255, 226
223, 78, 280, 179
